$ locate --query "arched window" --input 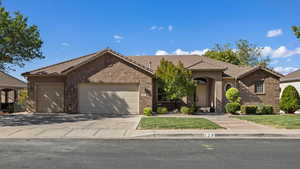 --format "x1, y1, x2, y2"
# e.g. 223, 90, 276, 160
224, 83, 232, 92
194, 77, 207, 85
